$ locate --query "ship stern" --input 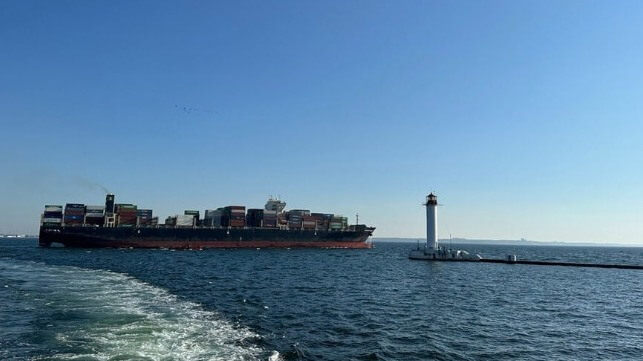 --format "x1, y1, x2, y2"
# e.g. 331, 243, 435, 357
39, 226, 62, 247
